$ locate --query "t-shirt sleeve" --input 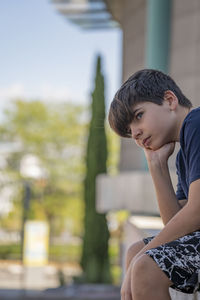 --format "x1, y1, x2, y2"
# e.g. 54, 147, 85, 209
184, 115, 200, 185
176, 181, 186, 200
